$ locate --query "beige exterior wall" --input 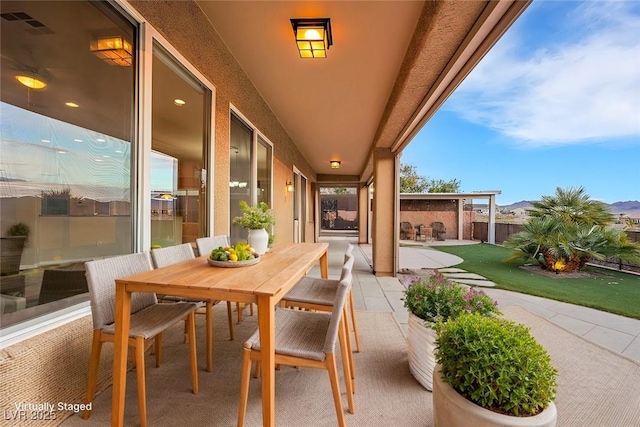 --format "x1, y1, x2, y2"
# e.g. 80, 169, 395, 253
129, 1, 317, 241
